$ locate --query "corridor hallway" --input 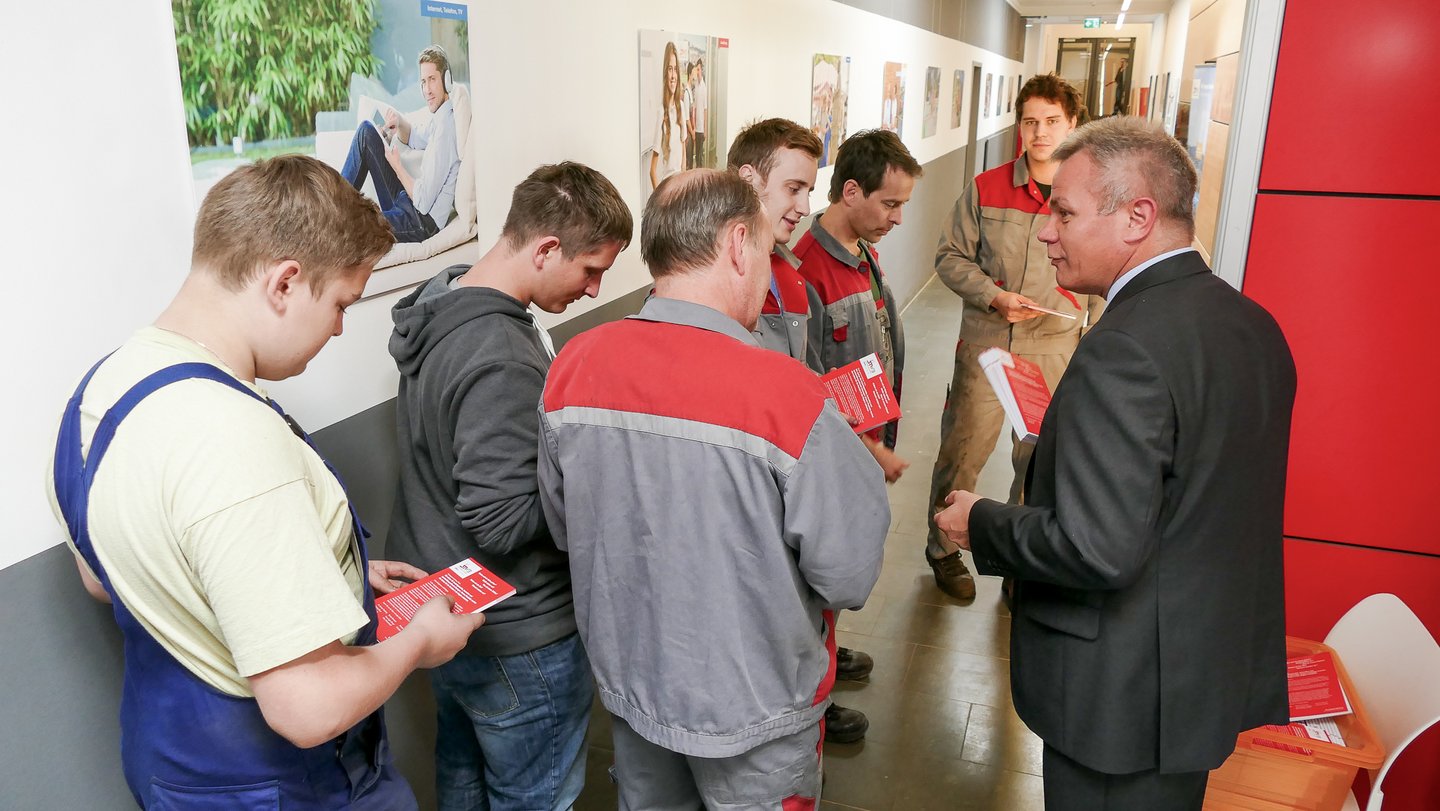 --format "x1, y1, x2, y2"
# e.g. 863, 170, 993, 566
577, 275, 1046, 810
